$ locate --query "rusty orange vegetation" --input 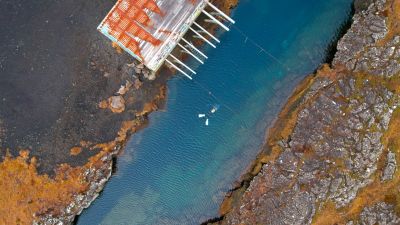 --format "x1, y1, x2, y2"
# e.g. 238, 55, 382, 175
0, 1, 234, 223
313, 107, 400, 225
0, 151, 88, 225
380, 0, 400, 44
0, 119, 142, 224
70, 147, 83, 156
0, 84, 169, 224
